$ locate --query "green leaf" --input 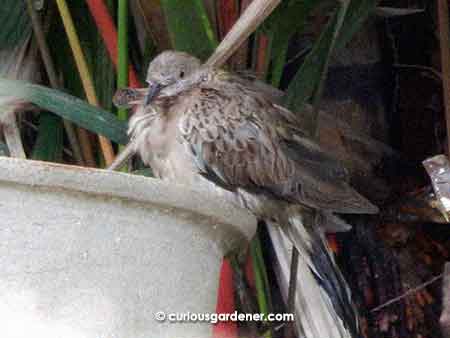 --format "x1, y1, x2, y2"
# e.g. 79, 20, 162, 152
0, 140, 9, 156
250, 235, 273, 338
335, 0, 379, 51
132, 168, 154, 177
32, 113, 64, 162
0, 1, 31, 48
0, 78, 128, 145
160, 0, 217, 60
270, 38, 289, 87
284, 0, 378, 132
264, 1, 330, 86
